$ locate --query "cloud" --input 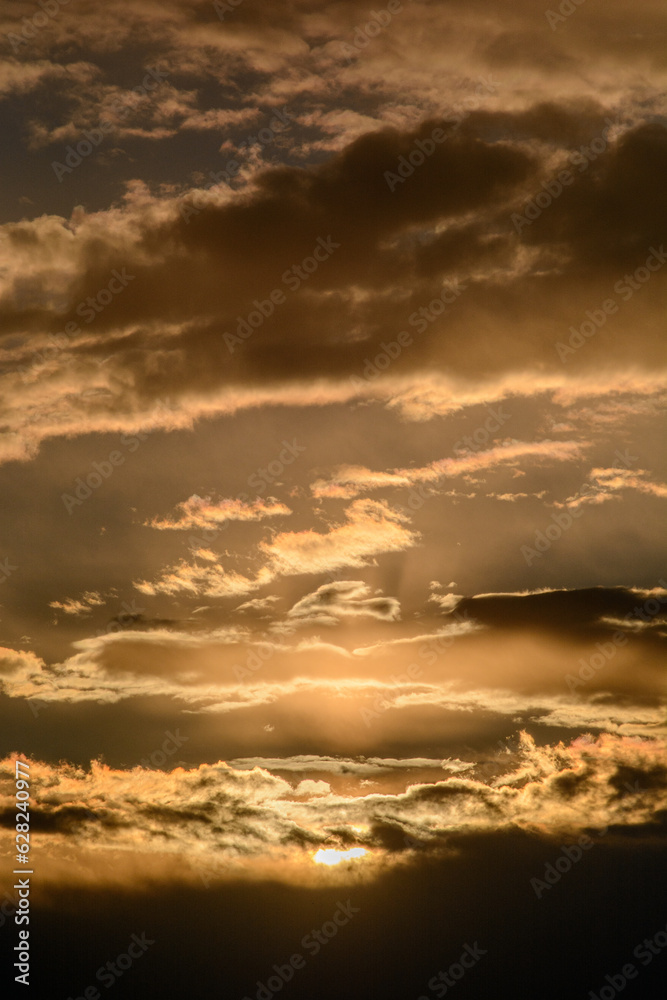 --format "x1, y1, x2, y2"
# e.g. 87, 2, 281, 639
455, 586, 667, 634
138, 499, 418, 598
260, 500, 419, 576
1, 96, 663, 467
49, 591, 105, 615
0, 585, 663, 754
286, 581, 401, 626
235, 595, 282, 615
226, 755, 474, 777
147, 495, 292, 530
310, 439, 586, 499
1, 733, 664, 881
557, 466, 667, 510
